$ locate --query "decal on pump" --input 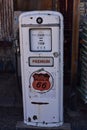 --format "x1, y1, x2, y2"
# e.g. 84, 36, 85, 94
30, 69, 53, 93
